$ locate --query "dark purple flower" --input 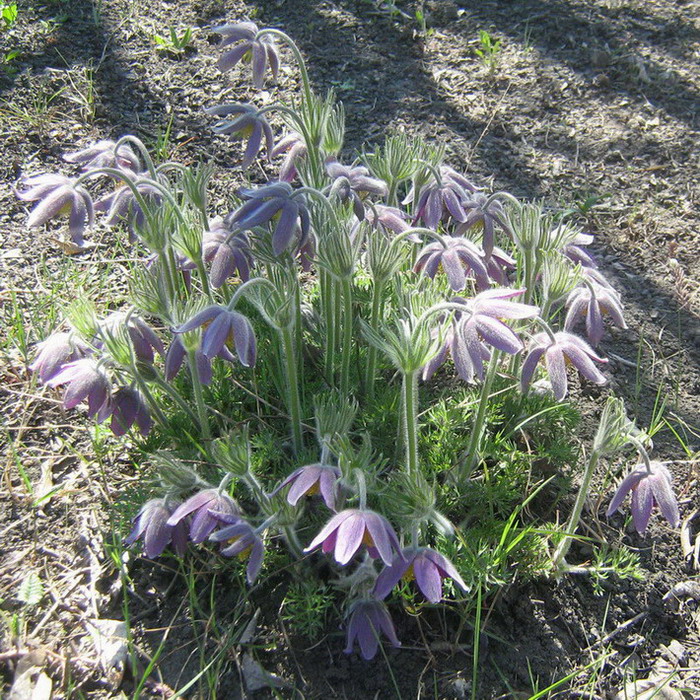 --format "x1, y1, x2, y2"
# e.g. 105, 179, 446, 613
414, 236, 490, 292
226, 182, 310, 257
100, 312, 164, 364
269, 463, 341, 510
455, 192, 513, 260
125, 498, 188, 558
209, 514, 265, 584
164, 335, 214, 385
271, 131, 307, 183
29, 332, 90, 384
17, 173, 95, 246
564, 283, 626, 346
106, 387, 152, 436
606, 461, 680, 534
175, 305, 256, 367
405, 166, 475, 230
521, 331, 607, 401
167, 489, 239, 544
325, 159, 388, 220
206, 103, 275, 169
202, 217, 253, 287
344, 598, 401, 661
213, 21, 280, 88
304, 508, 402, 566
64, 140, 141, 173
46, 358, 111, 417
374, 547, 468, 604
